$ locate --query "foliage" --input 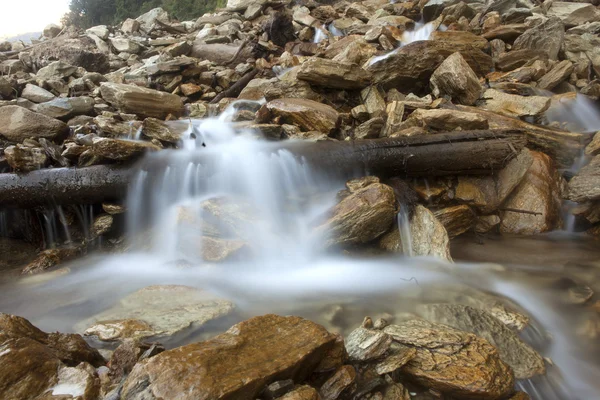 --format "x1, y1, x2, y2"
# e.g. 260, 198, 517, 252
63, 0, 227, 29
